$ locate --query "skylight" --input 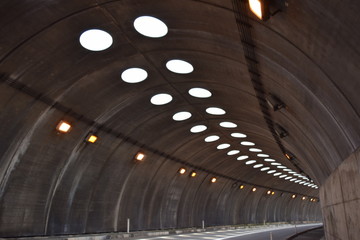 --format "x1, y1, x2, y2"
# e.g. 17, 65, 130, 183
217, 143, 230, 149
190, 125, 207, 133
227, 150, 240, 155
237, 155, 249, 161
249, 148, 262, 152
260, 167, 270, 171
150, 93, 173, 105
240, 141, 255, 146
172, 111, 192, 121
206, 107, 226, 115
133, 16, 168, 38
245, 160, 257, 165
267, 170, 276, 174
166, 59, 194, 74
253, 164, 264, 168
205, 135, 220, 142
264, 158, 276, 162
121, 68, 148, 83
188, 87, 211, 98
257, 154, 269, 157
79, 29, 113, 51
231, 132, 247, 138
220, 121, 237, 128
